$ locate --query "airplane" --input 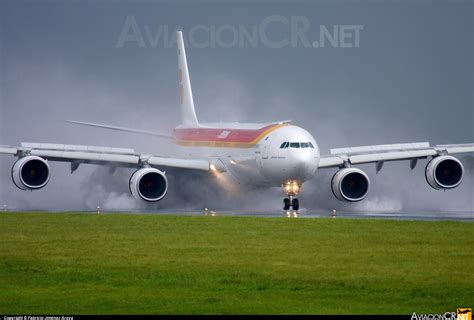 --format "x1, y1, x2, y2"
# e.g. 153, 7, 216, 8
1, 31, 473, 212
